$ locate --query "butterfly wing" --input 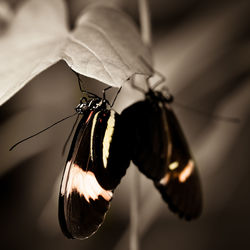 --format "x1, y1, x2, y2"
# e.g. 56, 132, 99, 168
121, 101, 169, 180
90, 109, 131, 190
121, 94, 202, 220
154, 102, 202, 220
58, 110, 113, 239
